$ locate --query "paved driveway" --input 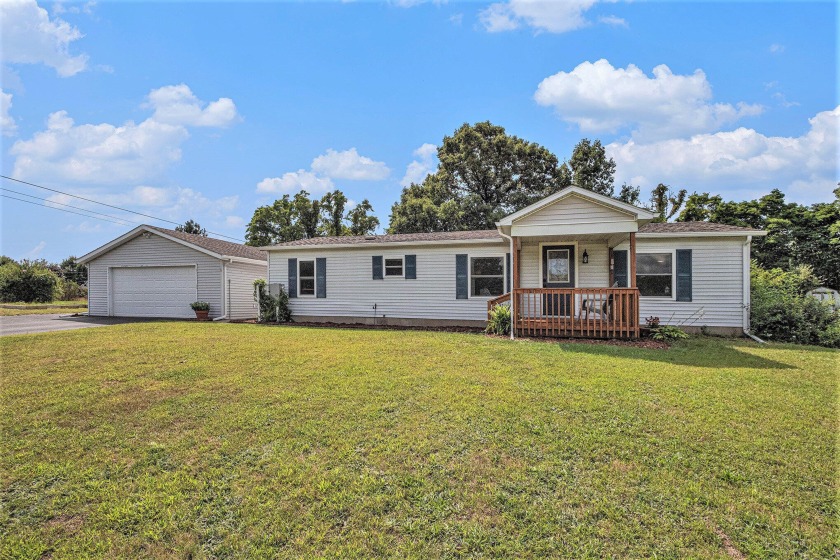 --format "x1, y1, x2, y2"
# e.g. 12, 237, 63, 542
0, 314, 157, 336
